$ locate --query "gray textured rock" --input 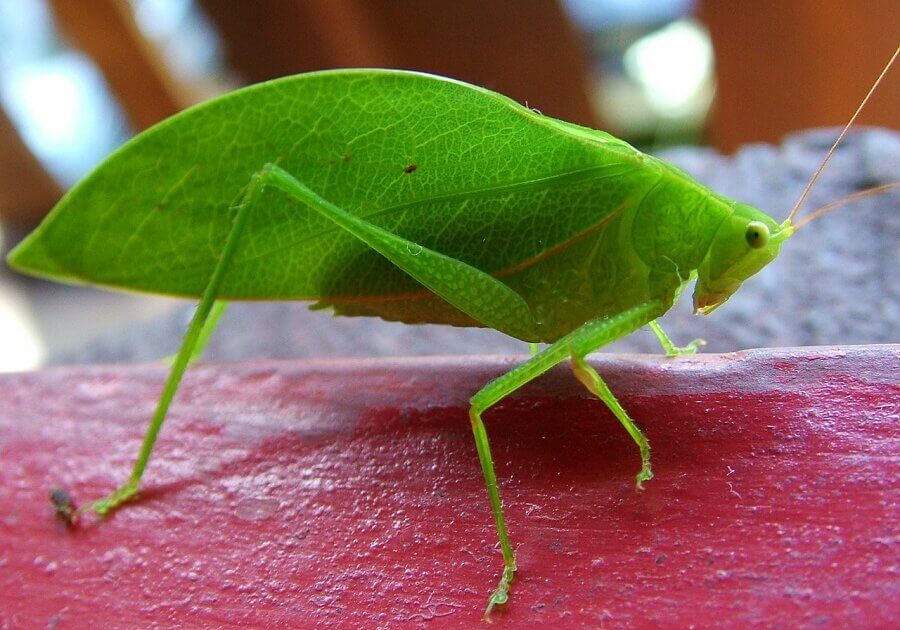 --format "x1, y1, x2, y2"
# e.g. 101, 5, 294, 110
57, 128, 899, 364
